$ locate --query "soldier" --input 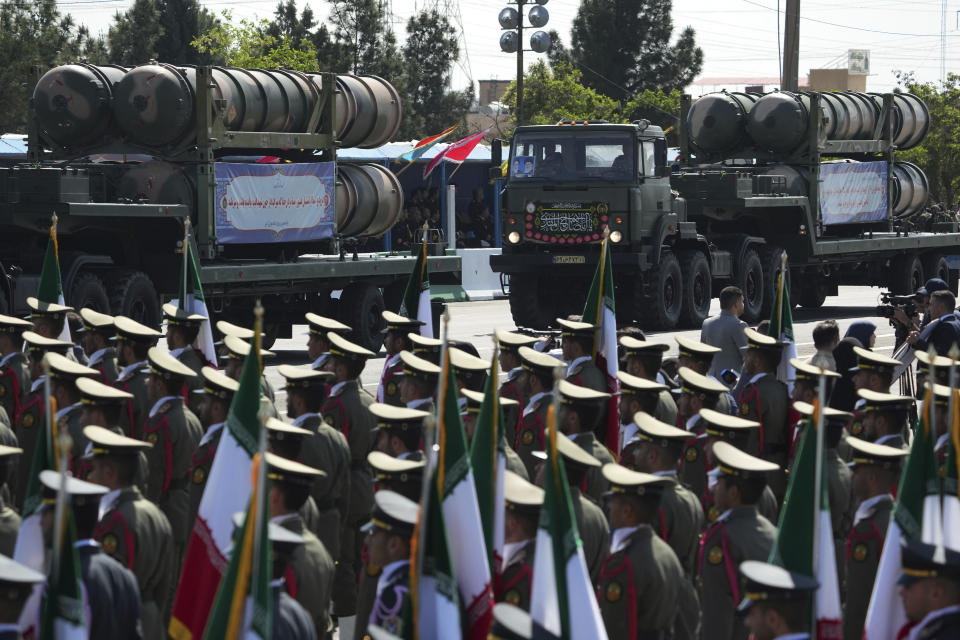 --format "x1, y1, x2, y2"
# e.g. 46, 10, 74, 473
322, 331, 377, 620
78, 308, 120, 384
737, 560, 819, 640
914, 350, 953, 401
847, 346, 900, 439
408, 333, 442, 364
263, 418, 325, 536
186, 366, 238, 528
557, 379, 613, 503
515, 346, 564, 478
221, 335, 279, 418
897, 538, 960, 639
378, 312, 423, 405
75, 376, 136, 477
113, 316, 162, 439
86, 425, 174, 640
370, 403, 426, 461
857, 389, 913, 449
46, 352, 98, 472
616, 370, 668, 456
142, 346, 203, 572
619, 336, 678, 425
449, 346, 490, 392
497, 470, 542, 612
278, 364, 350, 563
788, 360, 841, 462
361, 490, 420, 638
267, 452, 336, 638
490, 603, 533, 640
460, 389, 528, 480
0, 446, 22, 556
557, 318, 606, 392
843, 436, 906, 640
698, 440, 779, 640
38, 470, 142, 639
258, 516, 317, 640
533, 435, 610, 582
495, 330, 539, 446
161, 304, 206, 403
305, 312, 351, 371
0, 554, 45, 637
0, 315, 33, 432
398, 351, 439, 413
737, 327, 790, 501
676, 366, 730, 503
597, 463, 684, 639
676, 336, 736, 414
926, 383, 953, 469
26, 296, 71, 340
